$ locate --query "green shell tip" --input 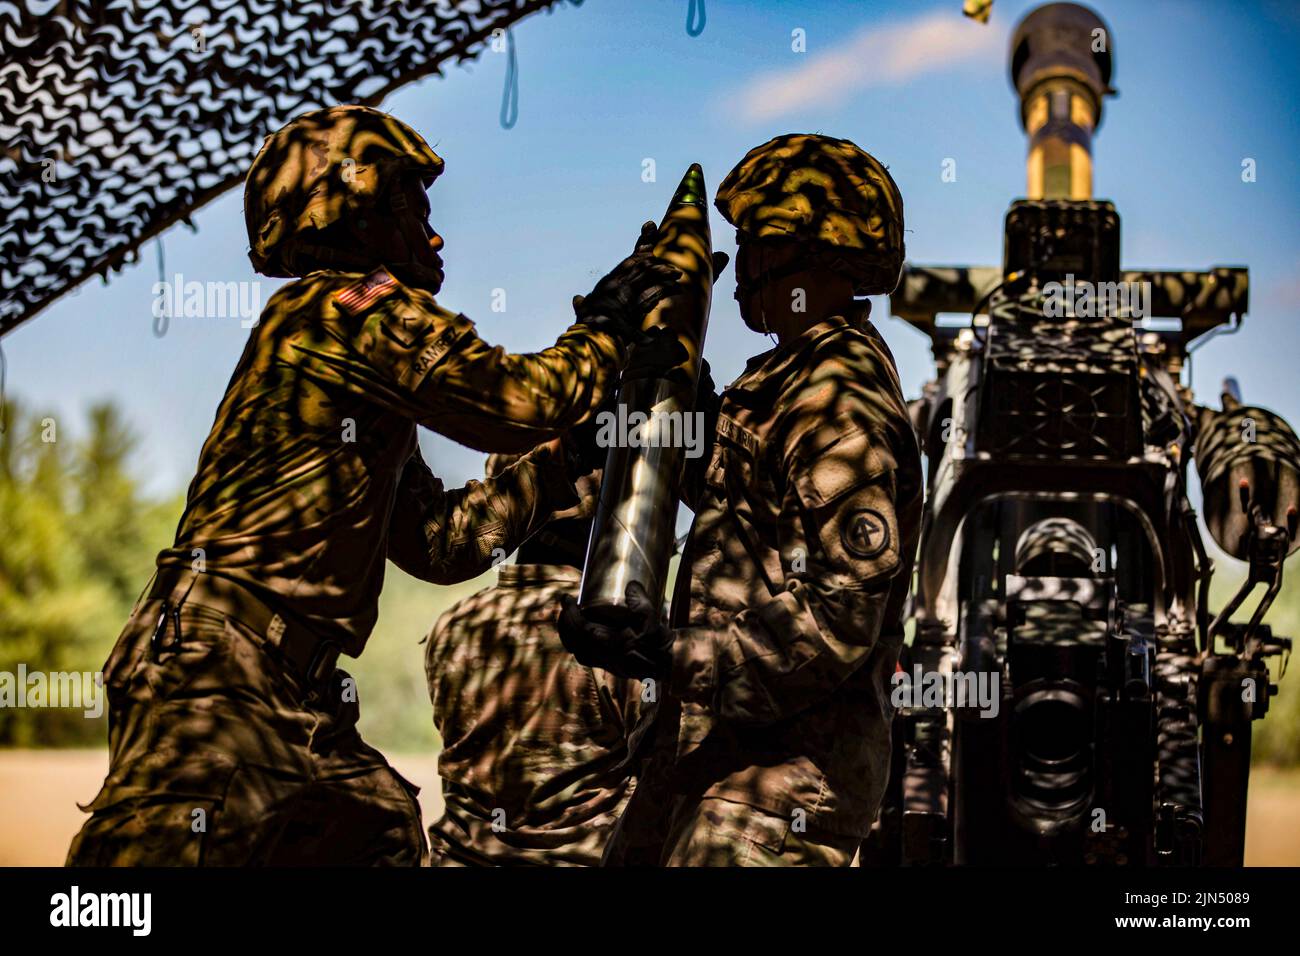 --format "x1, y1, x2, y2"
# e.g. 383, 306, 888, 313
673, 164, 707, 206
